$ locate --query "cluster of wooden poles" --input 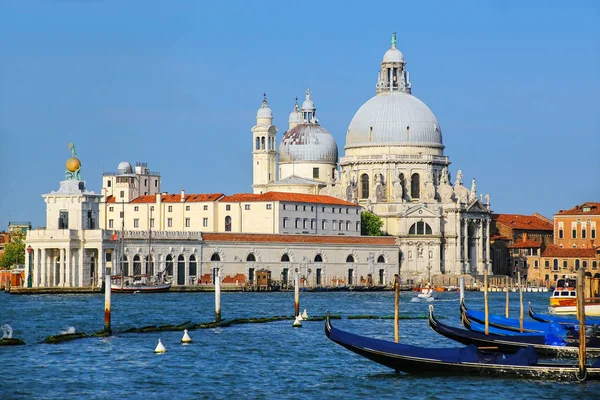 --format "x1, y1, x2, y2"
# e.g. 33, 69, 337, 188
103, 271, 309, 335
389, 268, 589, 378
